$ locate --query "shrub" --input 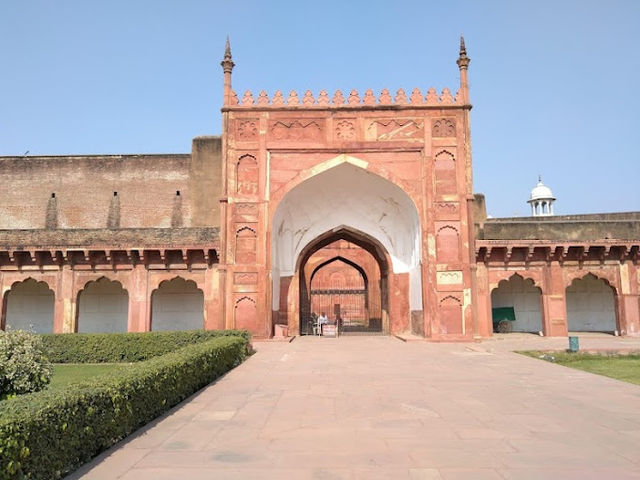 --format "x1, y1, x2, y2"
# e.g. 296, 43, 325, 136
0, 329, 53, 399
0, 335, 248, 480
40, 329, 251, 363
